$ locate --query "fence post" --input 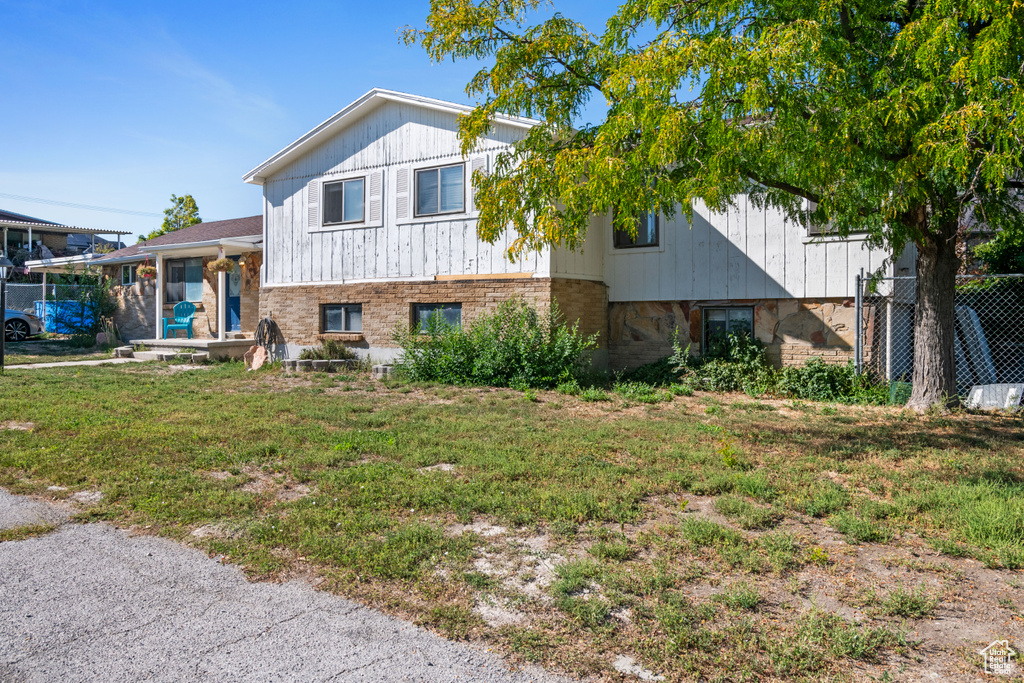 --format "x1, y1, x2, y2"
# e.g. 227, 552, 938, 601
885, 297, 893, 382
41, 273, 47, 332
854, 269, 863, 375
